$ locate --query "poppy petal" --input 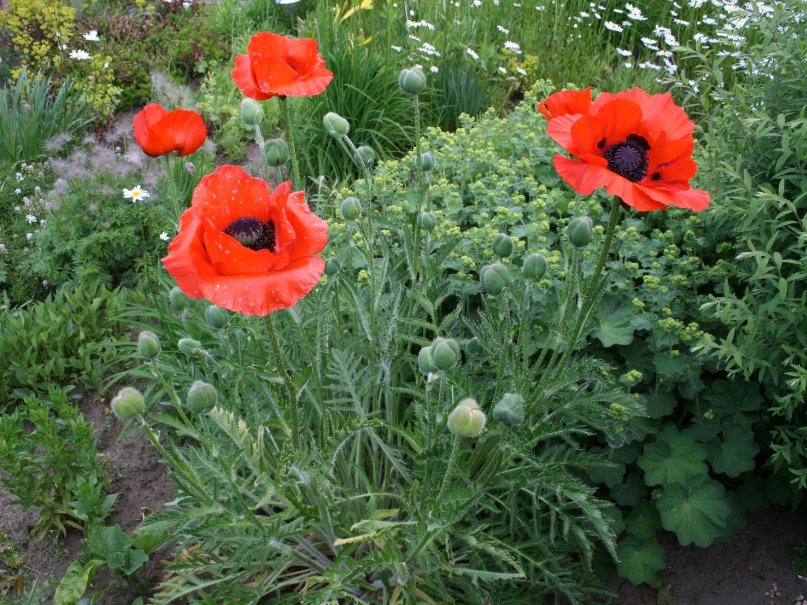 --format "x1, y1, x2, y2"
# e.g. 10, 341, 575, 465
201, 215, 279, 275
282, 191, 329, 262
247, 31, 288, 58
133, 104, 174, 157
253, 57, 299, 91
268, 69, 334, 98
232, 55, 273, 100
285, 37, 319, 72
538, 88, 592, 120
640, 184, 711, 212
191, 165, 272, 230
546, 113, 582, 152
589, 98, 643, 149
161, 209, 217, 298
160, 109, 207, 157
